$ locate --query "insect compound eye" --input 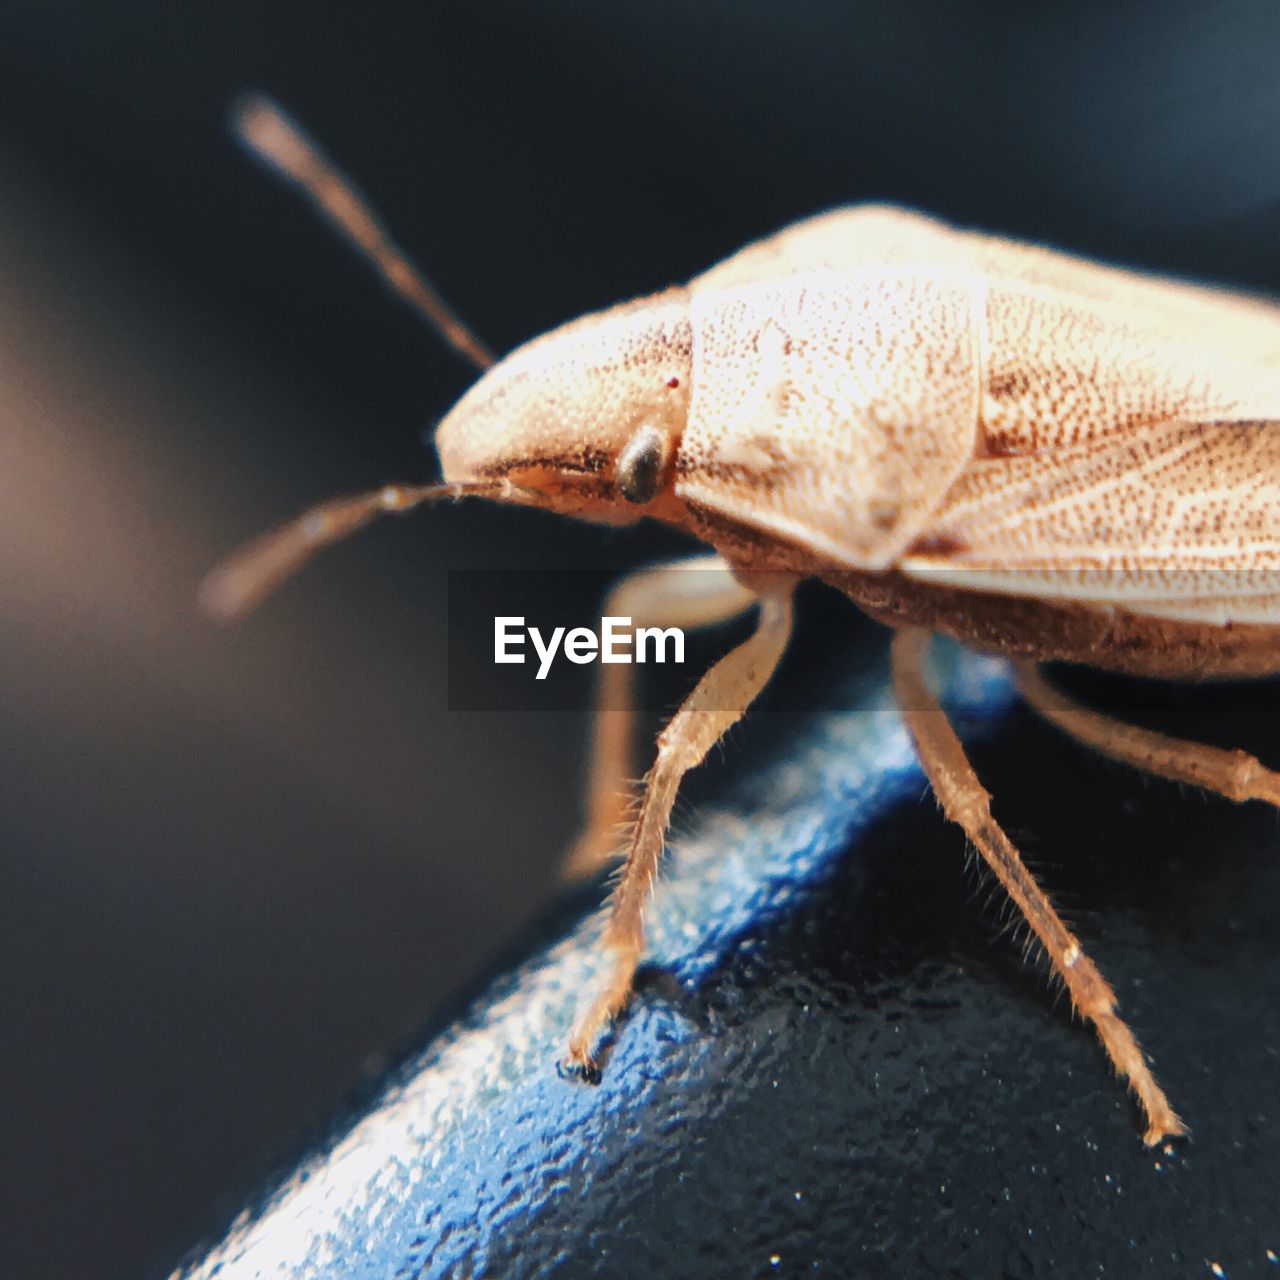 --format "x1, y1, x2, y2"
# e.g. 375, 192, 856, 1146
616, 425, 667, 504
